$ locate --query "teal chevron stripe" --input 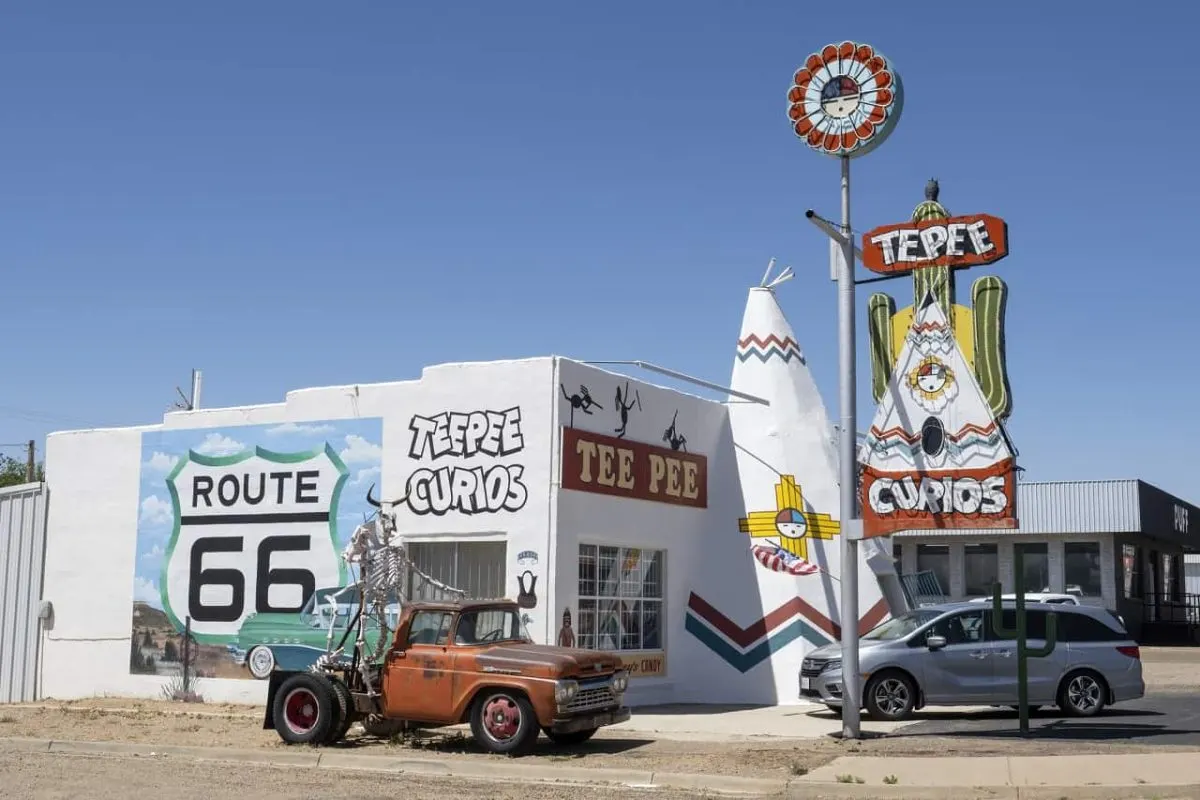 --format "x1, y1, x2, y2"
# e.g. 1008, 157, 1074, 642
685, 612, 828, 673
736, 344, 805, 364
